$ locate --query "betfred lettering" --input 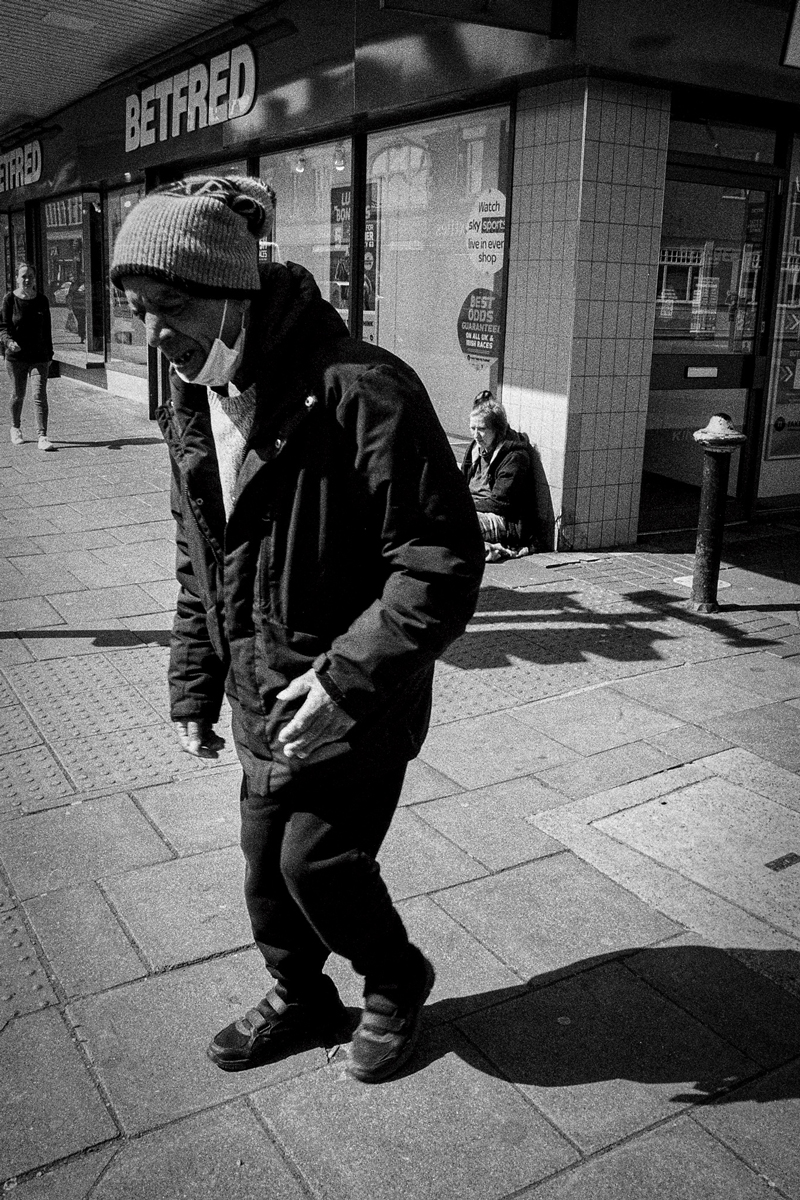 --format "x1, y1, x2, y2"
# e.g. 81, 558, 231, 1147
0, 141, 42, 193
125, 44, 256, 152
